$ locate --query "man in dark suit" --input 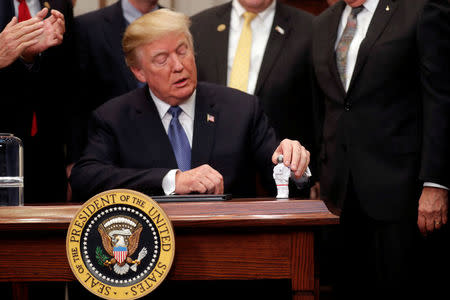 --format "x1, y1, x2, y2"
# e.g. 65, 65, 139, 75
69, 0, 159, 166
416, 0, 450, 297
190, 1, 315, 196
70, 9, 310, 202
312, 0, 448, 298
0, 0, 73, 204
